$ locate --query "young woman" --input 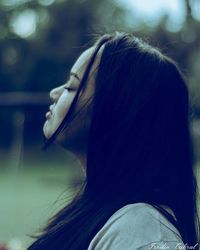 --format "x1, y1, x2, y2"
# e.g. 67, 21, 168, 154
27, 32, 199, 250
